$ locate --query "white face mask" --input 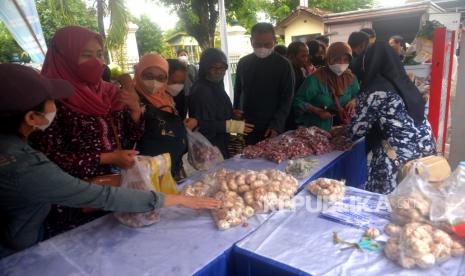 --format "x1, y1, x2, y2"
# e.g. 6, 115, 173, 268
329, 64, 349, 76
36, 111, 56, 131
143, 79, 165, 94
166, 84, 184, 97
253, 47, 273, 59
178, 56, 189, 64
